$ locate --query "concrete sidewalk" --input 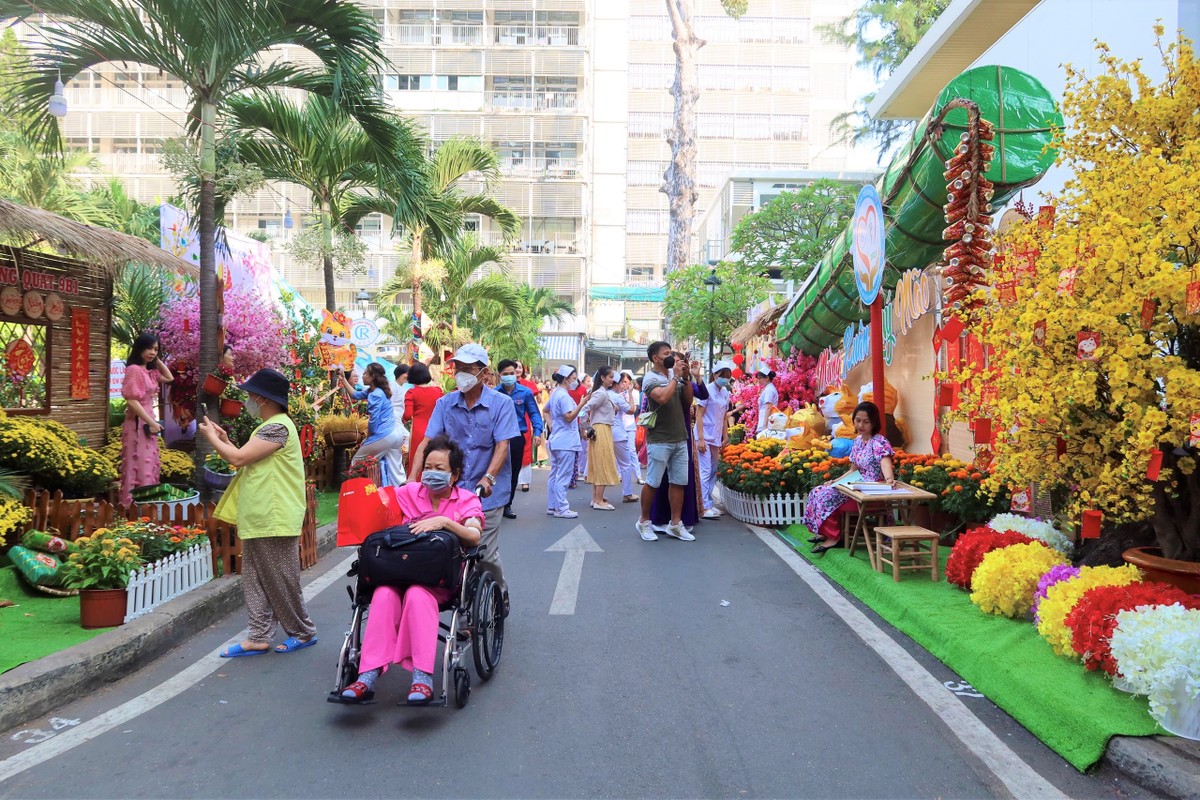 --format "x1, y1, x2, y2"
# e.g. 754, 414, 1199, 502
0, 523, 339, 733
